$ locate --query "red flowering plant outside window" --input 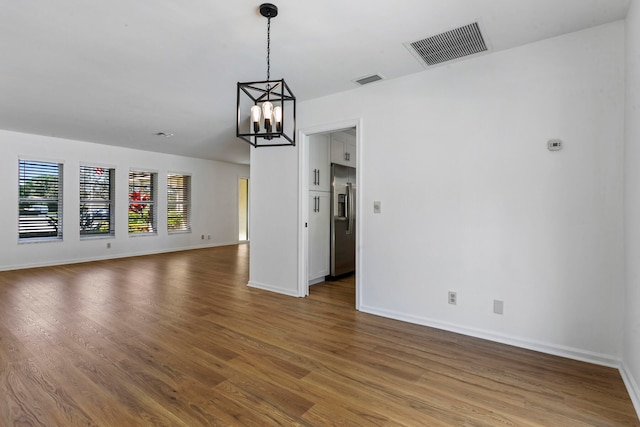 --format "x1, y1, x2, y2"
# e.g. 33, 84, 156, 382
128, 171, 156, 233
129, 190, 148, 214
